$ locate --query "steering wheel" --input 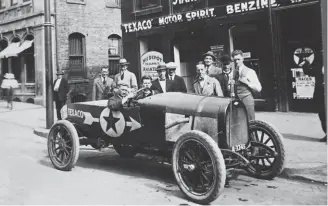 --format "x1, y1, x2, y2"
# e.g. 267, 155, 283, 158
127, 87, 153, 107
